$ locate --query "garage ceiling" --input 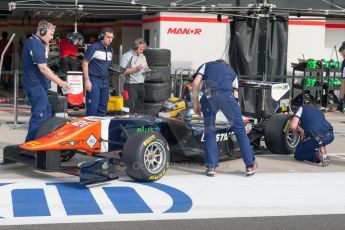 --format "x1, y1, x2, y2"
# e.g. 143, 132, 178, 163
2, 0, 345, 20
